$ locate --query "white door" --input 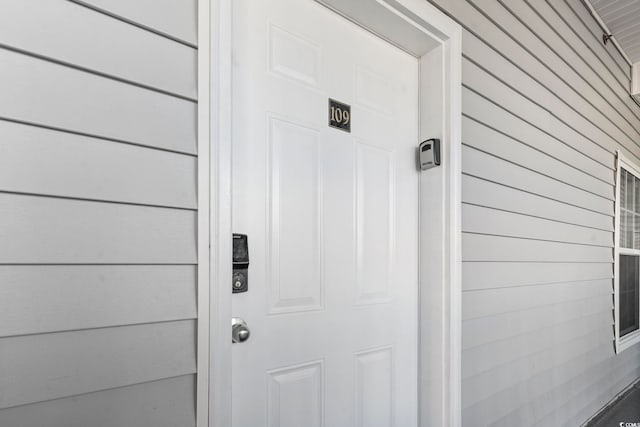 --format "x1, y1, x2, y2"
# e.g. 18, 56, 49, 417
231, 0, 419, 425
